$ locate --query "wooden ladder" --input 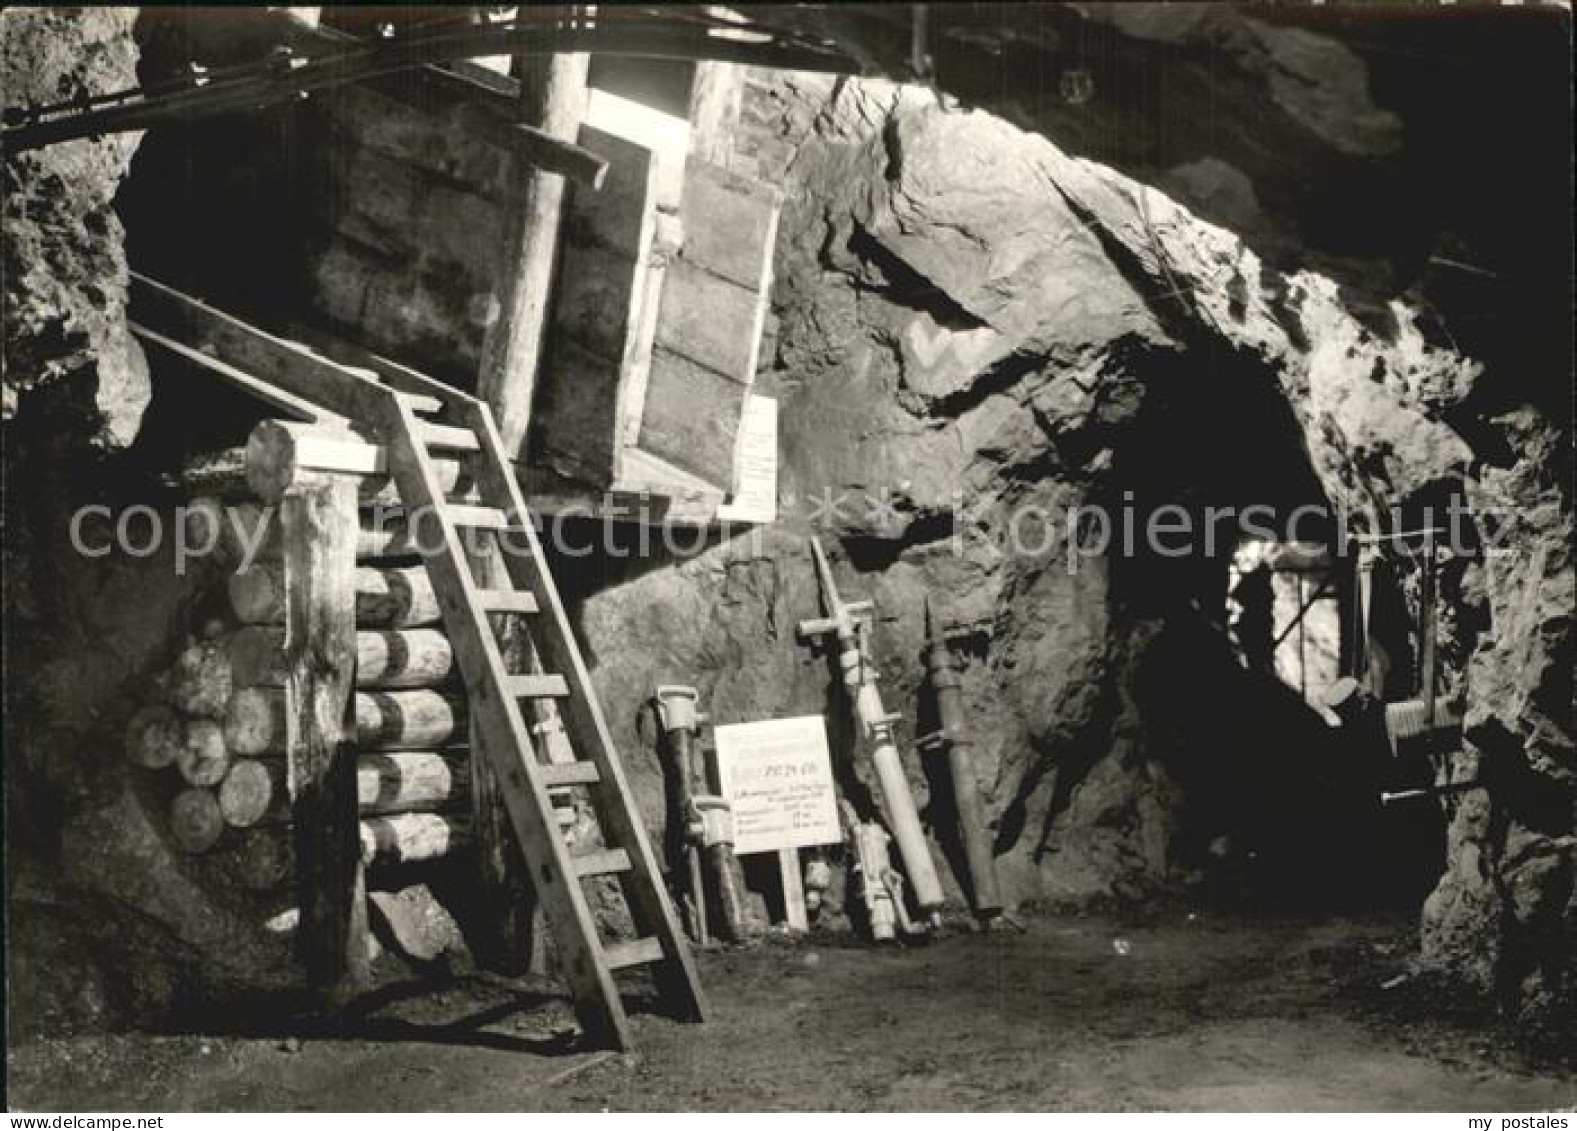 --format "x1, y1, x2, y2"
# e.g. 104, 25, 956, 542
373, 390, 706, 1050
